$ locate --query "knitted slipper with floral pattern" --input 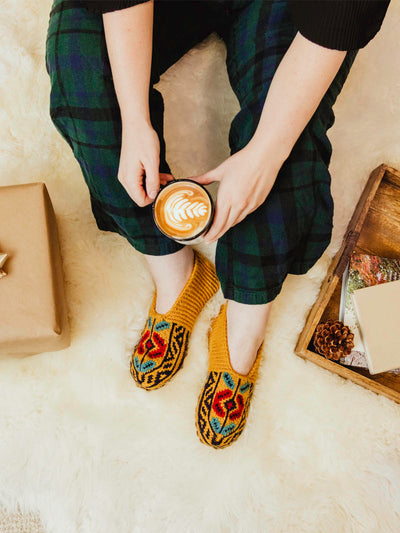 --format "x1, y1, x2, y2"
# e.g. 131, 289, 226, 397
130, 250, 220, 391
195, 301, 264, 449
